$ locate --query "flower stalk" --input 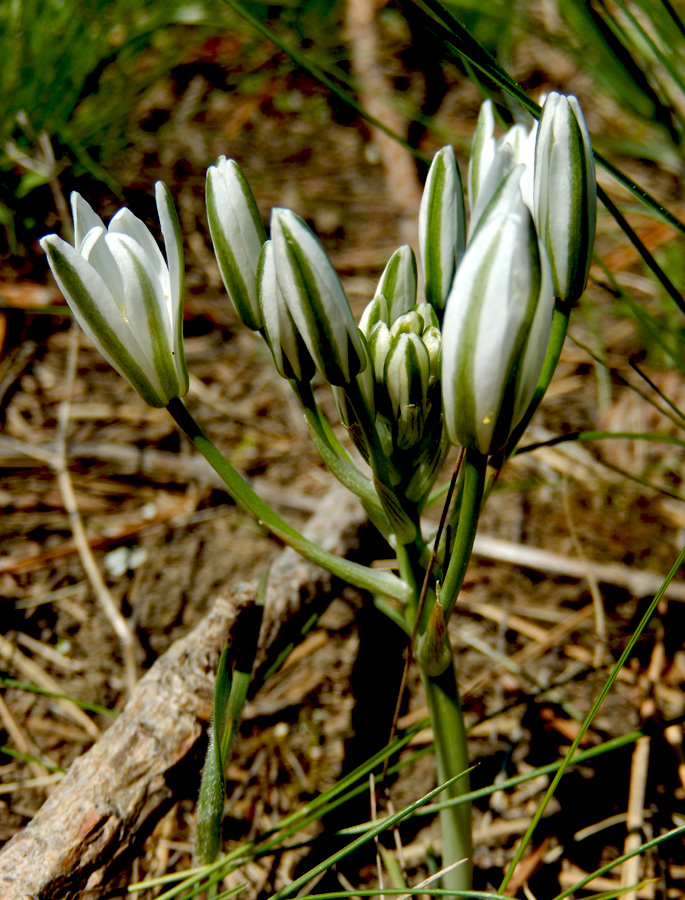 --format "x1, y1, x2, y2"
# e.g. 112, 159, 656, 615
166, 397, 412, 604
